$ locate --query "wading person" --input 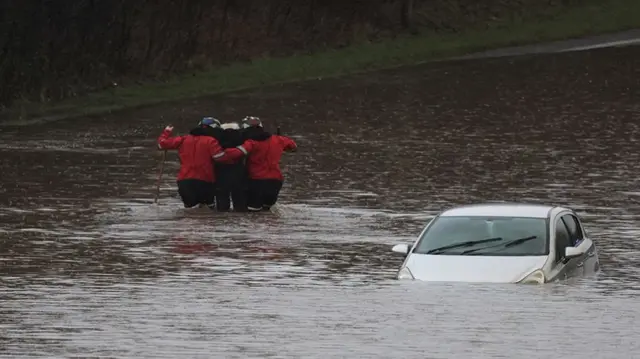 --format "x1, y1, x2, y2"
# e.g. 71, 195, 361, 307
212, 121, 249, 212
237, 116, 297, 212
157, 117, 246, 209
